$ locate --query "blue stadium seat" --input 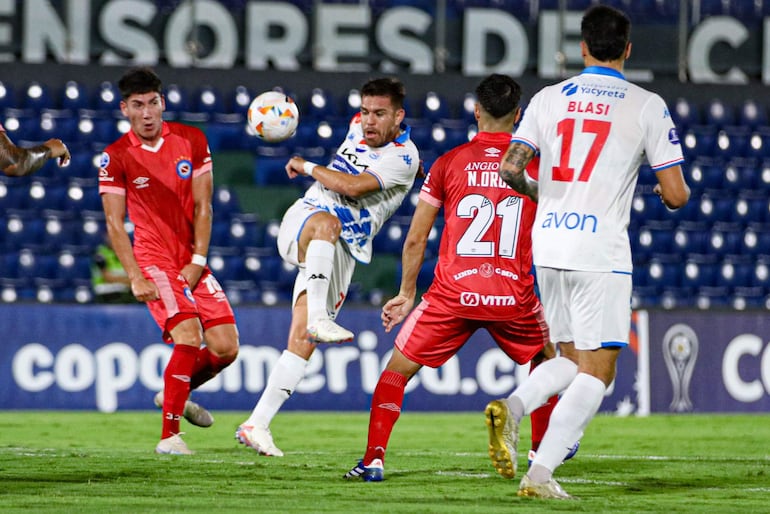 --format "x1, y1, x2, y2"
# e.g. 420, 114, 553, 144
731, 196, 768, 225
94, 81, 121, 114
0, 80, 16, 110
228, 216, 263, 248
16, 251, 57, 280
210, 220, 231, 247
42, 214, 78, 249
631, 193, 666, 223
304, 88, 338, 121
703, 98, 735, 128
681, 125, 716, 160
60, 80, 91, 112
636, 224, 674, 255
229, 85, 253, 116
672, 223, 710, 255
163, 84, 189, 117
681, 254, 718, 289
243, 250, 282, 282
718, 257, 754, 289
752, 259, 770, 289
708, 224, 742, 255
192, 85, 225, 116
4, 216, 45, 248
212, 186, 241, 220
254, 149, 292, 186
22, 81, 53, 112
713, 126, 749, 160
341, 88, 361, 118
741, 224, 770, 256
207, 252, 244, 283
670, 97, 700, 129
78, 215, 107, 249
373, 218, 408, 255
738, 99, 768, 129
722, 162, 758, 191
0, 182, 29, 210
684, 159, 722, 192
644, 255, 681, 289
695, 285, 731, 310
406, 119, 432, 150
420, 91, 452, 122
64, 183, 102, 211
745, 129, 770, 160
55, 251, 93, 283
